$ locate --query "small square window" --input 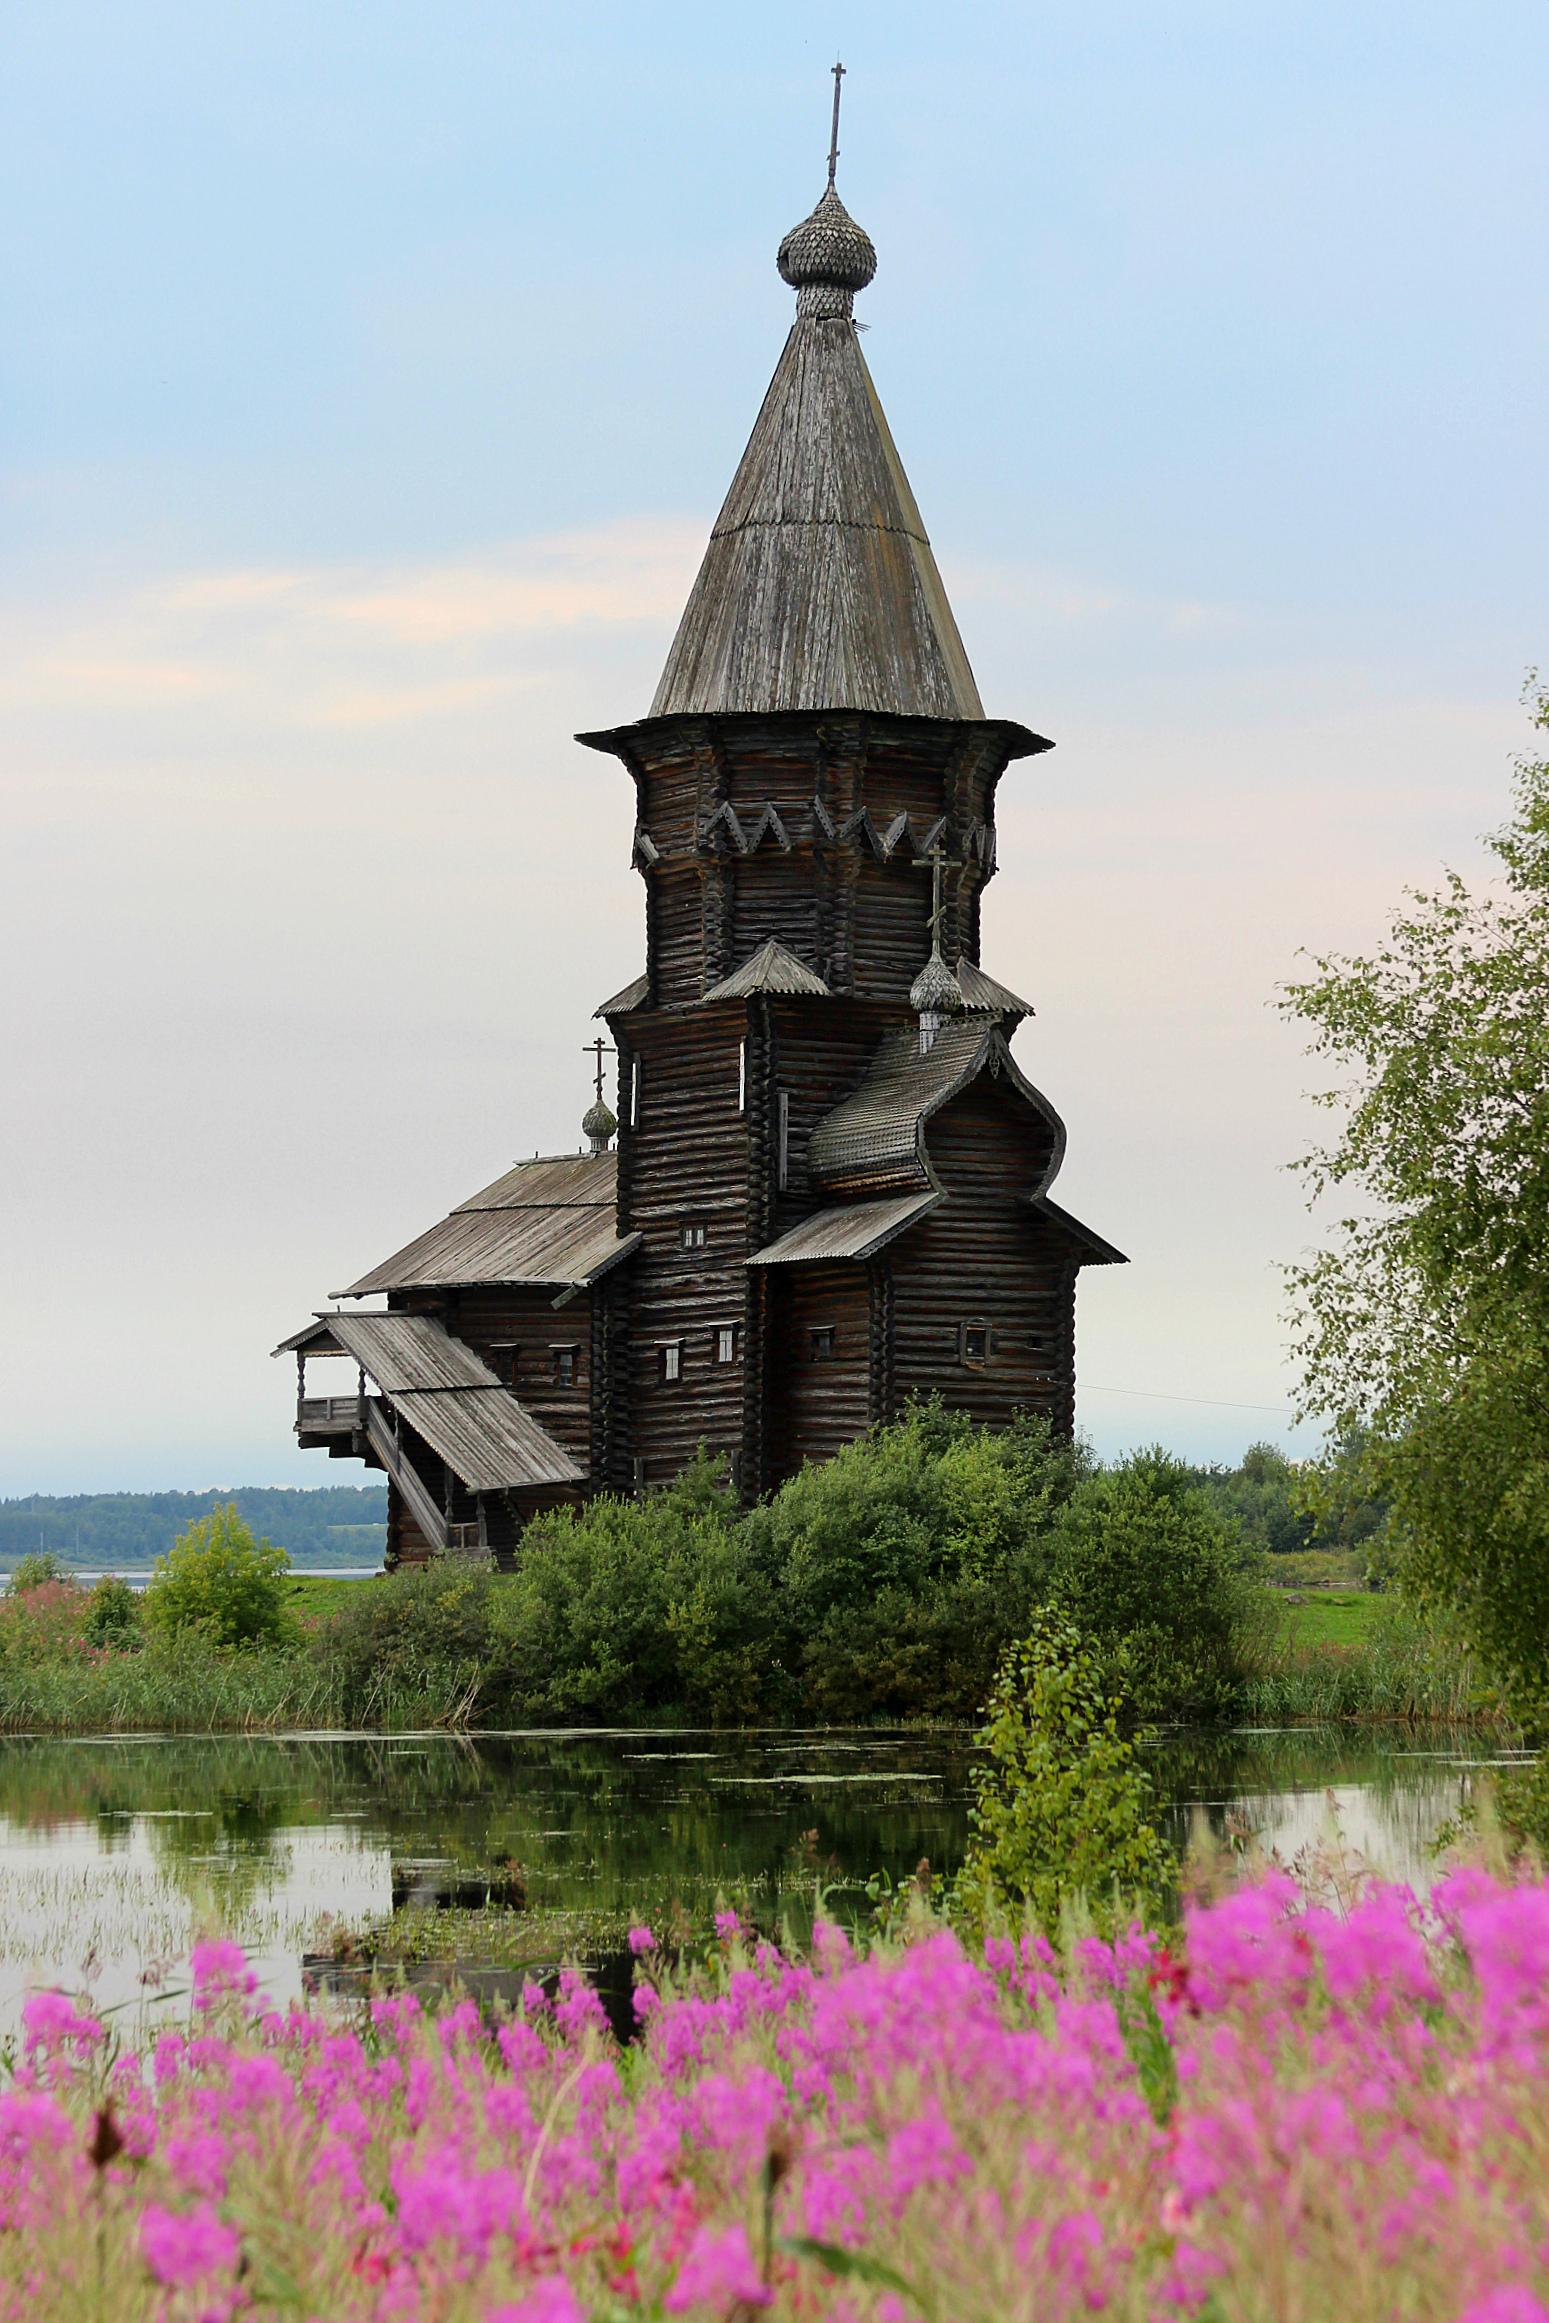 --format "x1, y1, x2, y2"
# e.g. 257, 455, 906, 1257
960, 1323, 990, 1369
660, 1341, 683, 1384
680, 1223, 708, 1250
550, 1344, 579, 1387
715, 1325, 740, 1365
809, 1326, 835, 1362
